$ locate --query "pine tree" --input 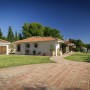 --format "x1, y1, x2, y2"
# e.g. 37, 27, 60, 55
0, 28, 3, 39
7, 26, 14, 42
